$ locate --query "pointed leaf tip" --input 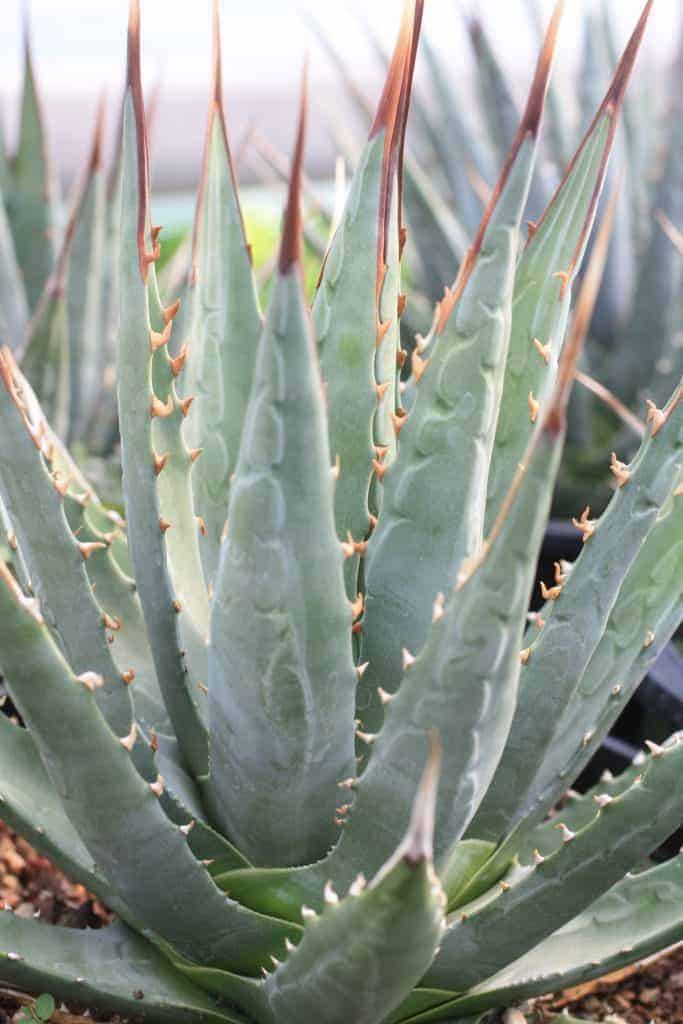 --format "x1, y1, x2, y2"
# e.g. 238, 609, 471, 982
212, 0, 223, 109
603, 0, 654, 115
278, 63, 308, 275
520, 0, 564, 137
126, 0, 150, 283
403, 732, 442, 866
437, 0, 561, 334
